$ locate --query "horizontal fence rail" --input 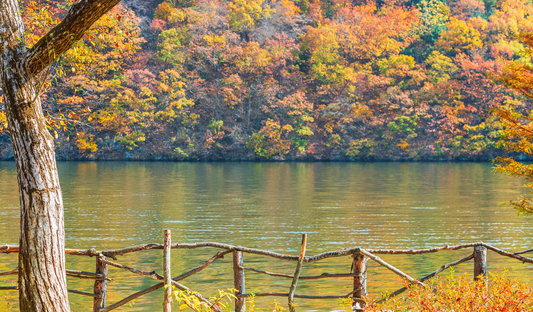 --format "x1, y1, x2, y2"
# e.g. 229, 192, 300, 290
2, 235, 533, 311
